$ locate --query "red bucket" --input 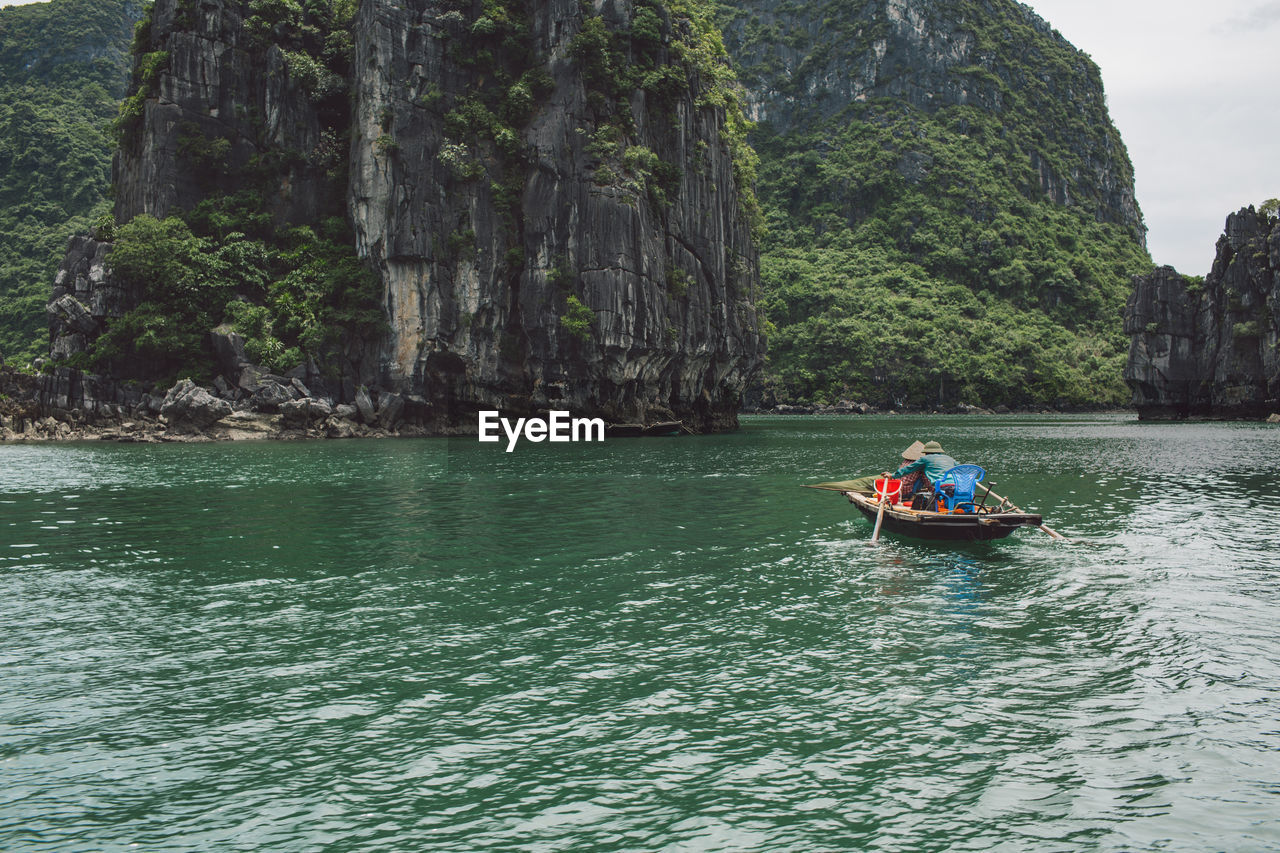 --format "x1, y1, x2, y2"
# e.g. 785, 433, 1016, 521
873, 478, 902, 501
